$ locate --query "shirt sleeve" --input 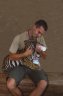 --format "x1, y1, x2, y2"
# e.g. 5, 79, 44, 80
9, 35, 20, 53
